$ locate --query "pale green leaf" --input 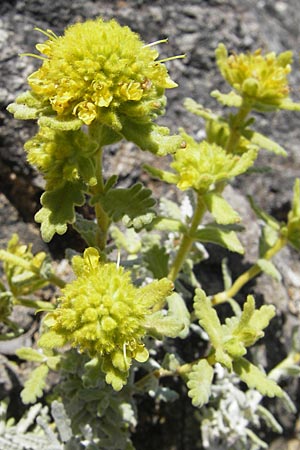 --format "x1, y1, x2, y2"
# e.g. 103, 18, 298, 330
193, 289, 232, 369
187, 359, 214, 407
145, 293, 190, 339
151, 217, 186, 233
250, 131, 287, 156
184, 98, 218, 121
21, 364, 49, 404
204, 192, 241, 225
35, 181, 86, 242
38, 115, 82, 130
287, 179, 300, 251
256, 259, 282, 281
16, 347, 45, 363
210, 90, 242, 107
193, 226, 244, 254
233, 357, 283, 398
121, 119, 184, 156
110, 227, 141, 254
